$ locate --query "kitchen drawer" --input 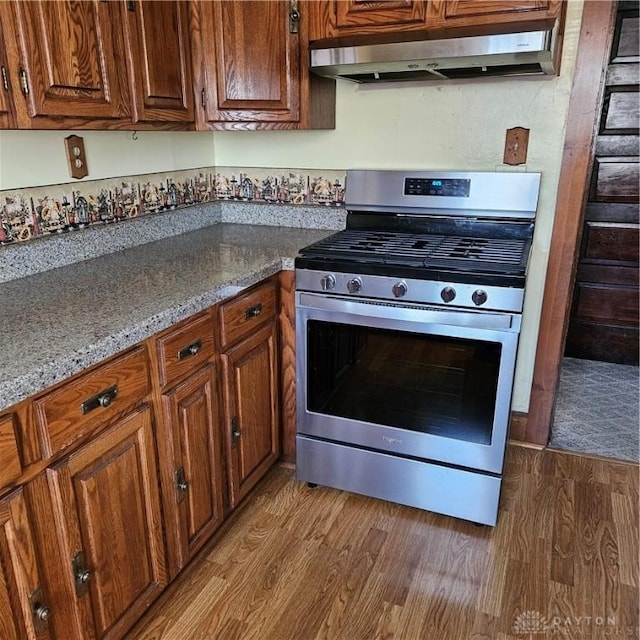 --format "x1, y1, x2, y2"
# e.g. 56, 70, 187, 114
155, 311, 216, 388
0, 414, 22, 490
219, 280, 277, 349
34, 347, 151, 458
